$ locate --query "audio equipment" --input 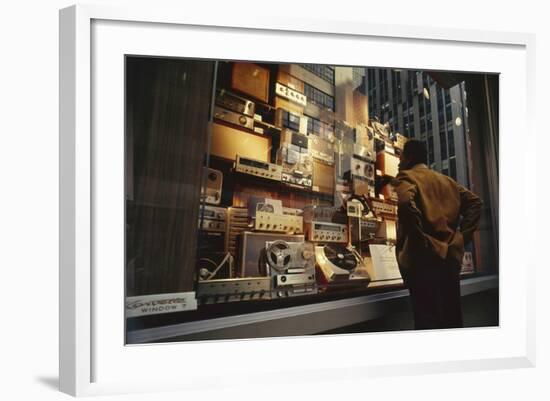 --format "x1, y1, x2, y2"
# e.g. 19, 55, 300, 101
277, 130, 313, 188
265, 240, 313, 273
370, 198, 398, 217
314, 244, 371, 284
265, 240, 317, 298
376, 151, 400, 177
196, 277, 272, 304
351, 157, 375, 180
215, 89, 255, 117
196, 251, 233, 281
280, 129, 309, 148
253, 203, 303, 234
240, 232, 305, 277
392, 133, 407, 151
305, 221, 348, 243
226, 207, 249, 260
352, 176, 375, 198
370, 119, 390, 138
213, 106, 254, 130
374, 136, 394, 154
346, 199, 364, 218
353, 143, 376, 164
312, 159, 335, 195
275, 108, 308, 134
197, 229, 230, 276
231, 62, 270, 103
211, 122, 271, 162
235, 155, 283, 181
350, 157, 375, 198
335, 120, 355, 141
303, 205, 347, 224
380, 182, 398, 202
278, 148, 313, 188
309, 135, 335, 165
375, 219, 397, 242
198, 205, 227, 232
275, 82, 307, 106
360, 218, 382, 240
201, 167, 223, 205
